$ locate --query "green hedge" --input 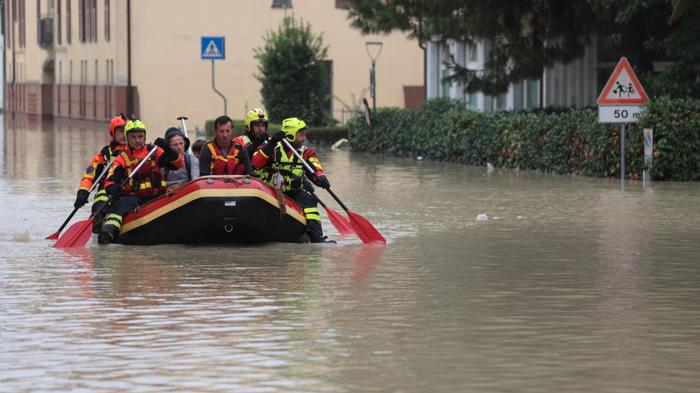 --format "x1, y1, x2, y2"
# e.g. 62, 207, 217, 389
347, 97, 700, 181
204, 119, 347, 143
